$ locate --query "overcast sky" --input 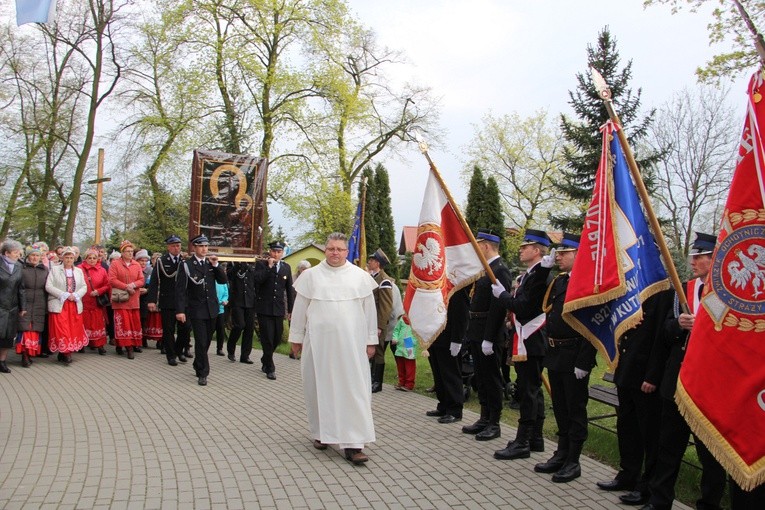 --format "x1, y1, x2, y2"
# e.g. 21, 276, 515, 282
274, 0, 752, 244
